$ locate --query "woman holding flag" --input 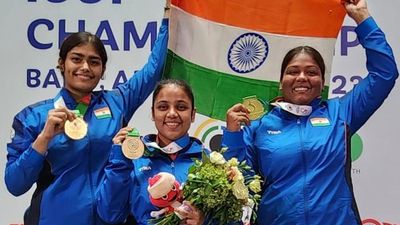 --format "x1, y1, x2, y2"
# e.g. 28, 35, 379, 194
4, 1, 170, 225
222, 0, 398, 224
